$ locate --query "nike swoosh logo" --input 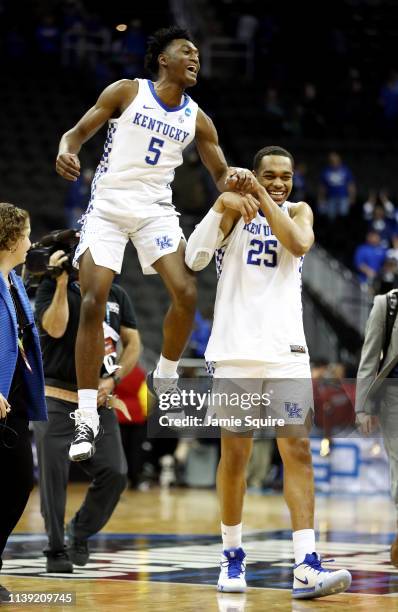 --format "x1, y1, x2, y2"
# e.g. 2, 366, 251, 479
143, 105, 155, 109
295, 577, 309, 585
